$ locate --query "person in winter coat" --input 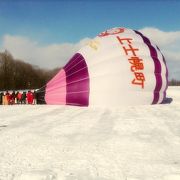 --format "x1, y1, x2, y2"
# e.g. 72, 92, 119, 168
15, 91, 19, 104
27, 90, 33, 104
6, 91, 10, 105
3, 91, 10, 105
9, 93, 13, 105
0, 92, 3, 105
21, 92, 27, 104
2, 93, 6, 105
33, 90, 37, 104
17, 92, 22, 104
9, 91, 16, 105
